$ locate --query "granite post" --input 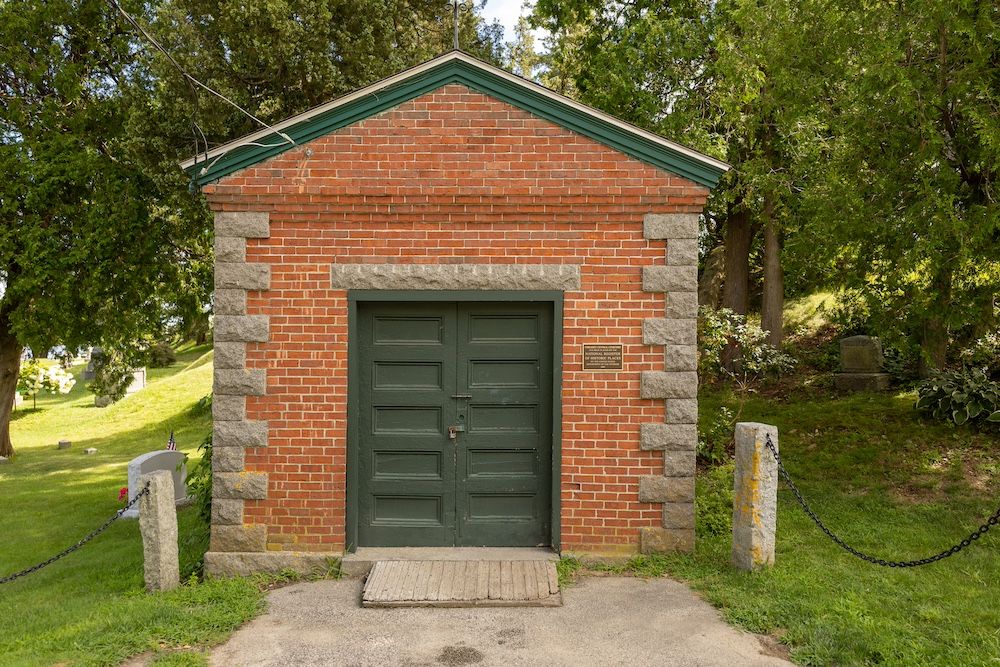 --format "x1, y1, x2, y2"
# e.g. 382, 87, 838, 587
732, 422, 778, 571
139, 470, 180, 592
